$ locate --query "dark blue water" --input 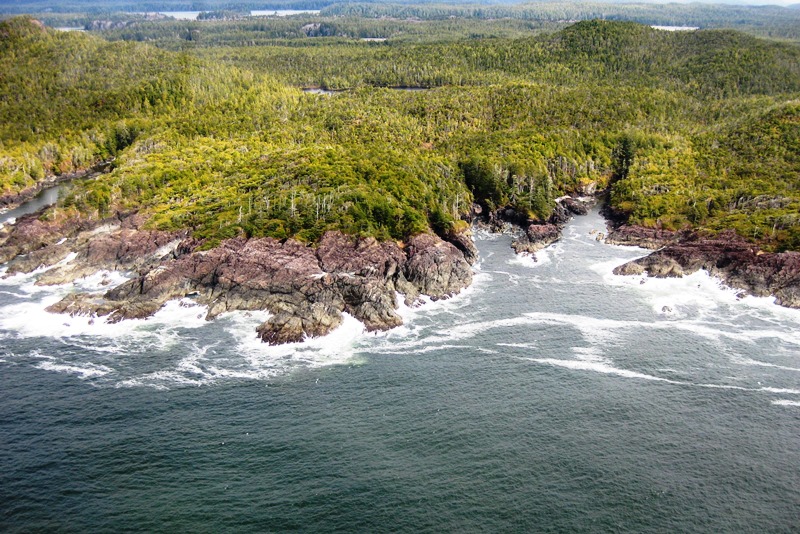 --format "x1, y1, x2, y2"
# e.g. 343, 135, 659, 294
2, 211, 799, 532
